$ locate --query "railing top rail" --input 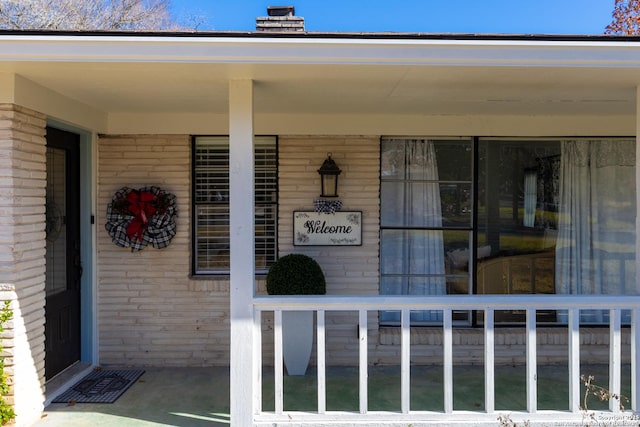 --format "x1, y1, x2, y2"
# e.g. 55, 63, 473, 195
253, 294, 640, 311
